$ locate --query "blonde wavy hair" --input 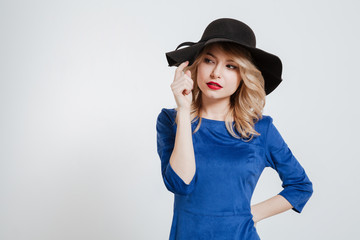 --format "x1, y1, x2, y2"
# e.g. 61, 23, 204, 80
174, 42, 266, 142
